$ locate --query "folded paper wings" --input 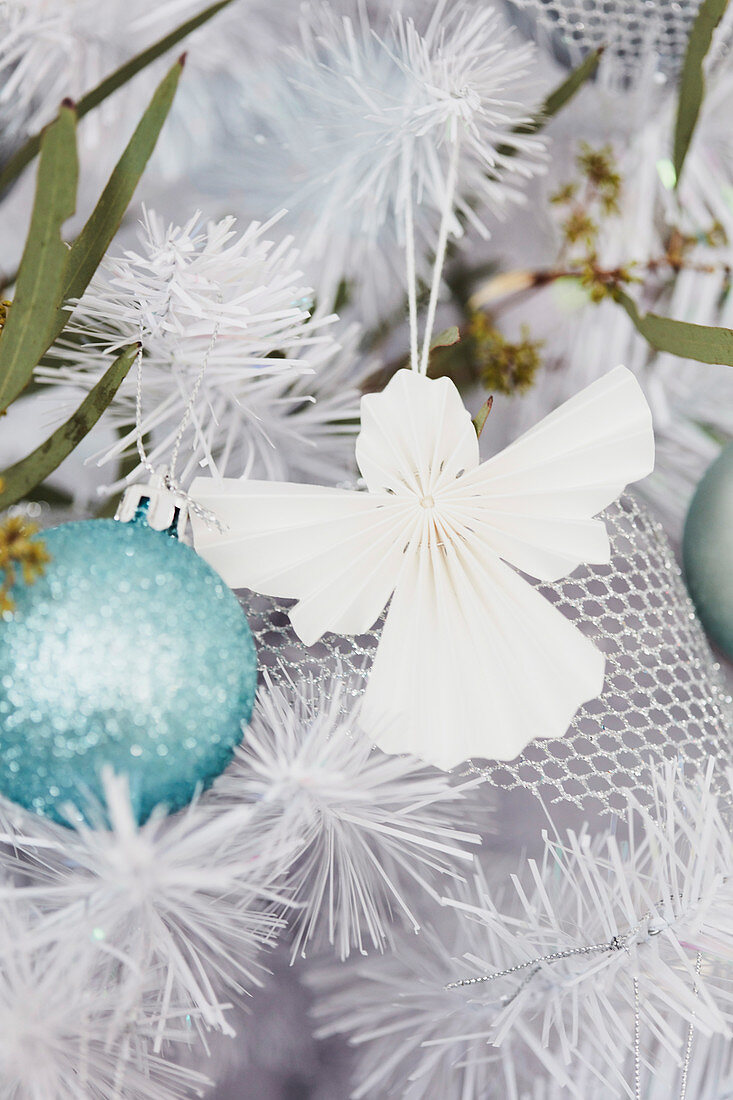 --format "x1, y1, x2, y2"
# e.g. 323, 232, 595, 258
190, 366, 655, 768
